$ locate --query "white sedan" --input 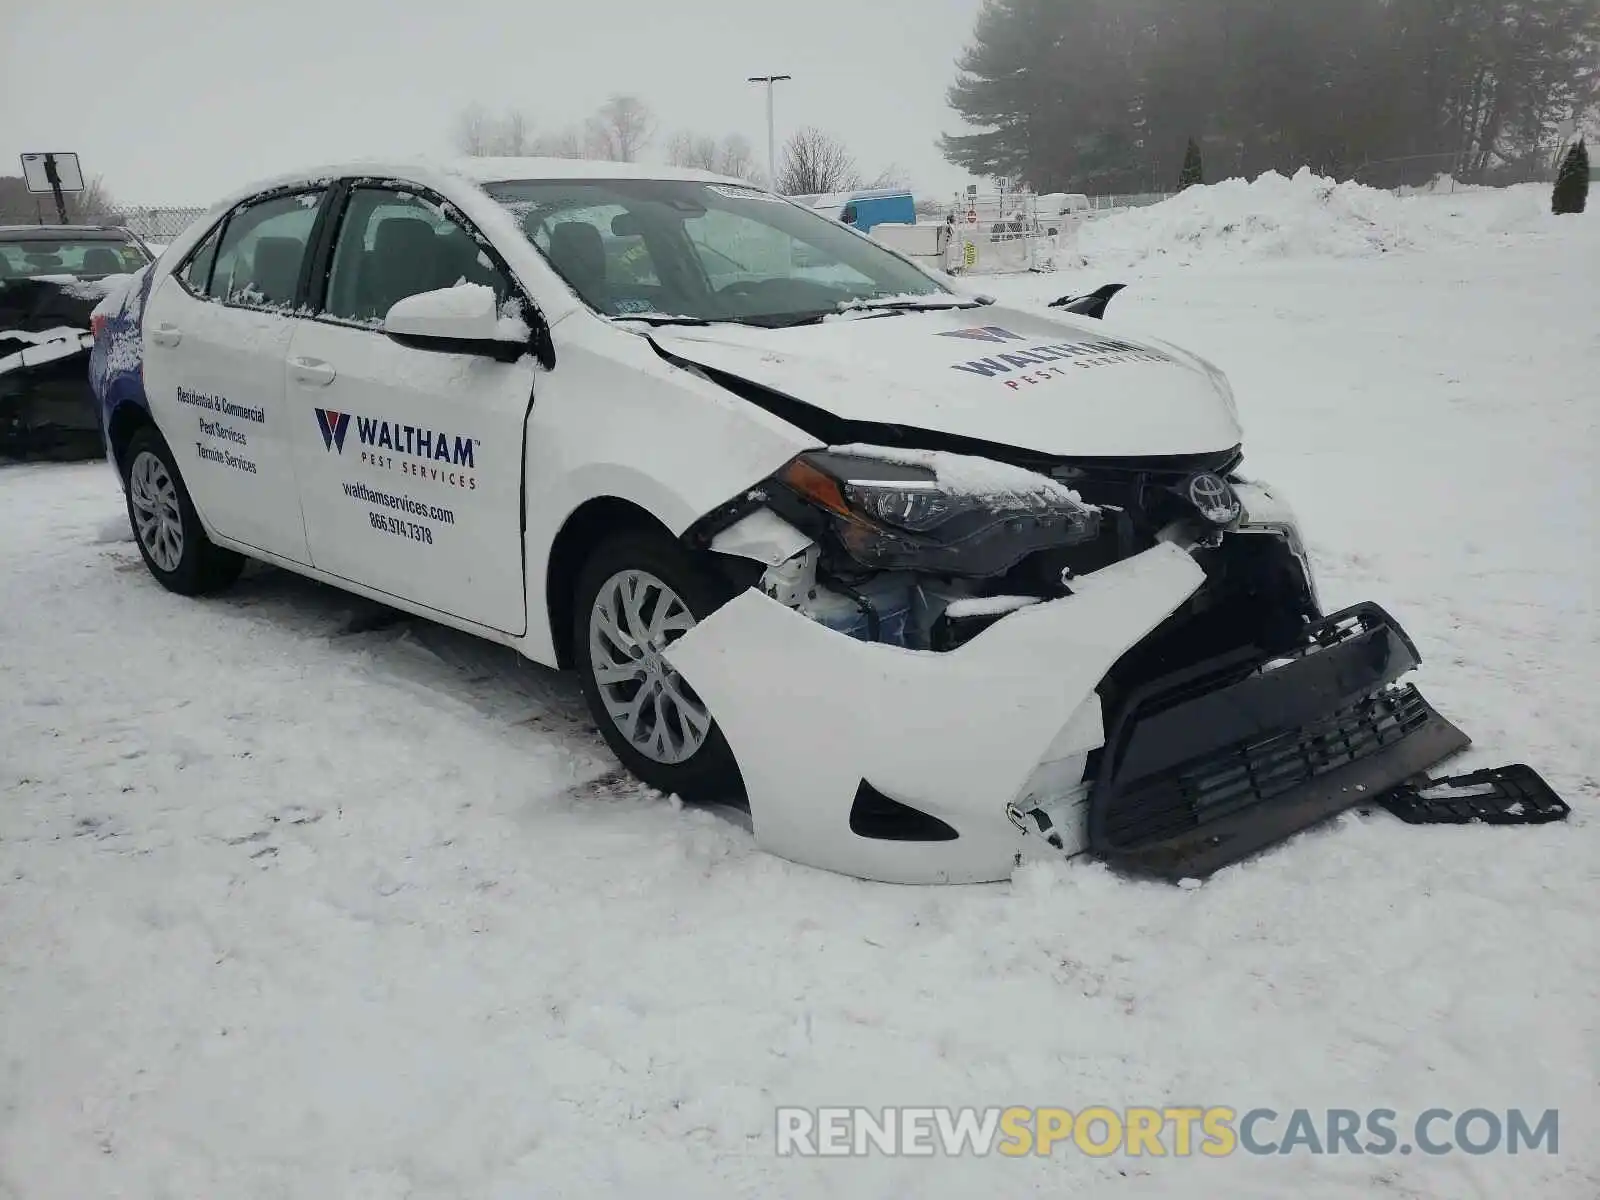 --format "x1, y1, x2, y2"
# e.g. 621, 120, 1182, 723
88, 157, 1488, 884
